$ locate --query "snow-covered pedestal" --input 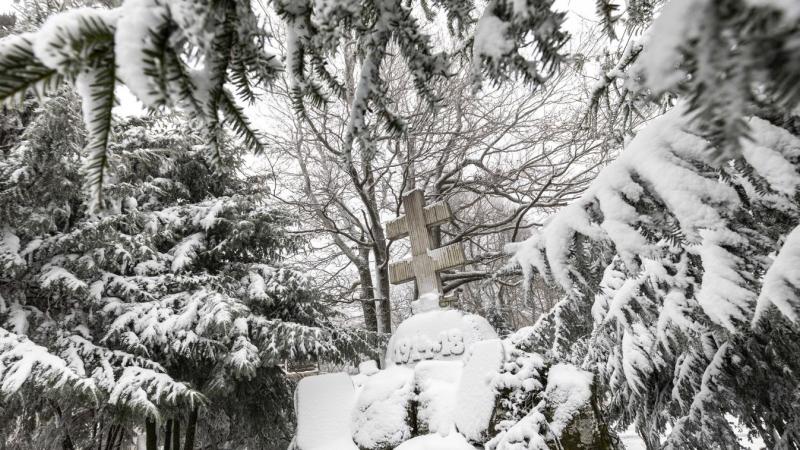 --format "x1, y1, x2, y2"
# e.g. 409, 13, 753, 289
384, 308, 498, 366
292, 307, 505, 450
291, 309, 616, 450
